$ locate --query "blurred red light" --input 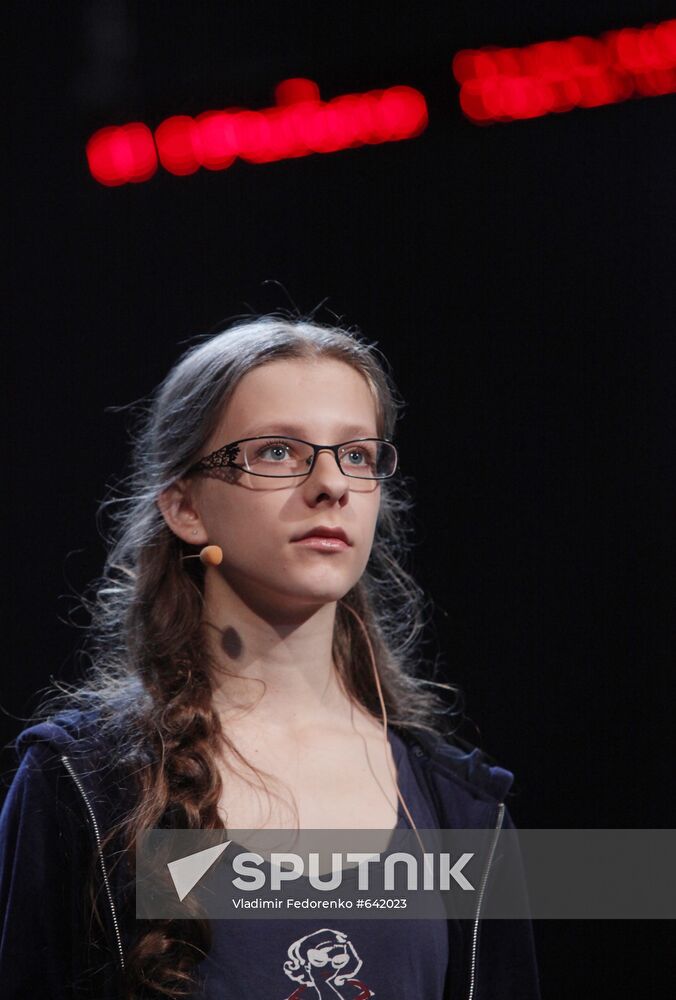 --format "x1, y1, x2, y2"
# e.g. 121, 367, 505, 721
348, 93, 384, 144
654, 22, 676, 61
451, 50, 477, 85
458, 80, 494, 122
611, 29, 643, 73
86, 123, 157, 186
84, 17, 676, 185
274, 78, 321, 105
195, 111, 237, 170
269, 105, 314, 158
86, 79, 428, 184
155, 116, 202, 175
232, 111, 273, 162
454, 17, 676, 123
375, 86, 429, 139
